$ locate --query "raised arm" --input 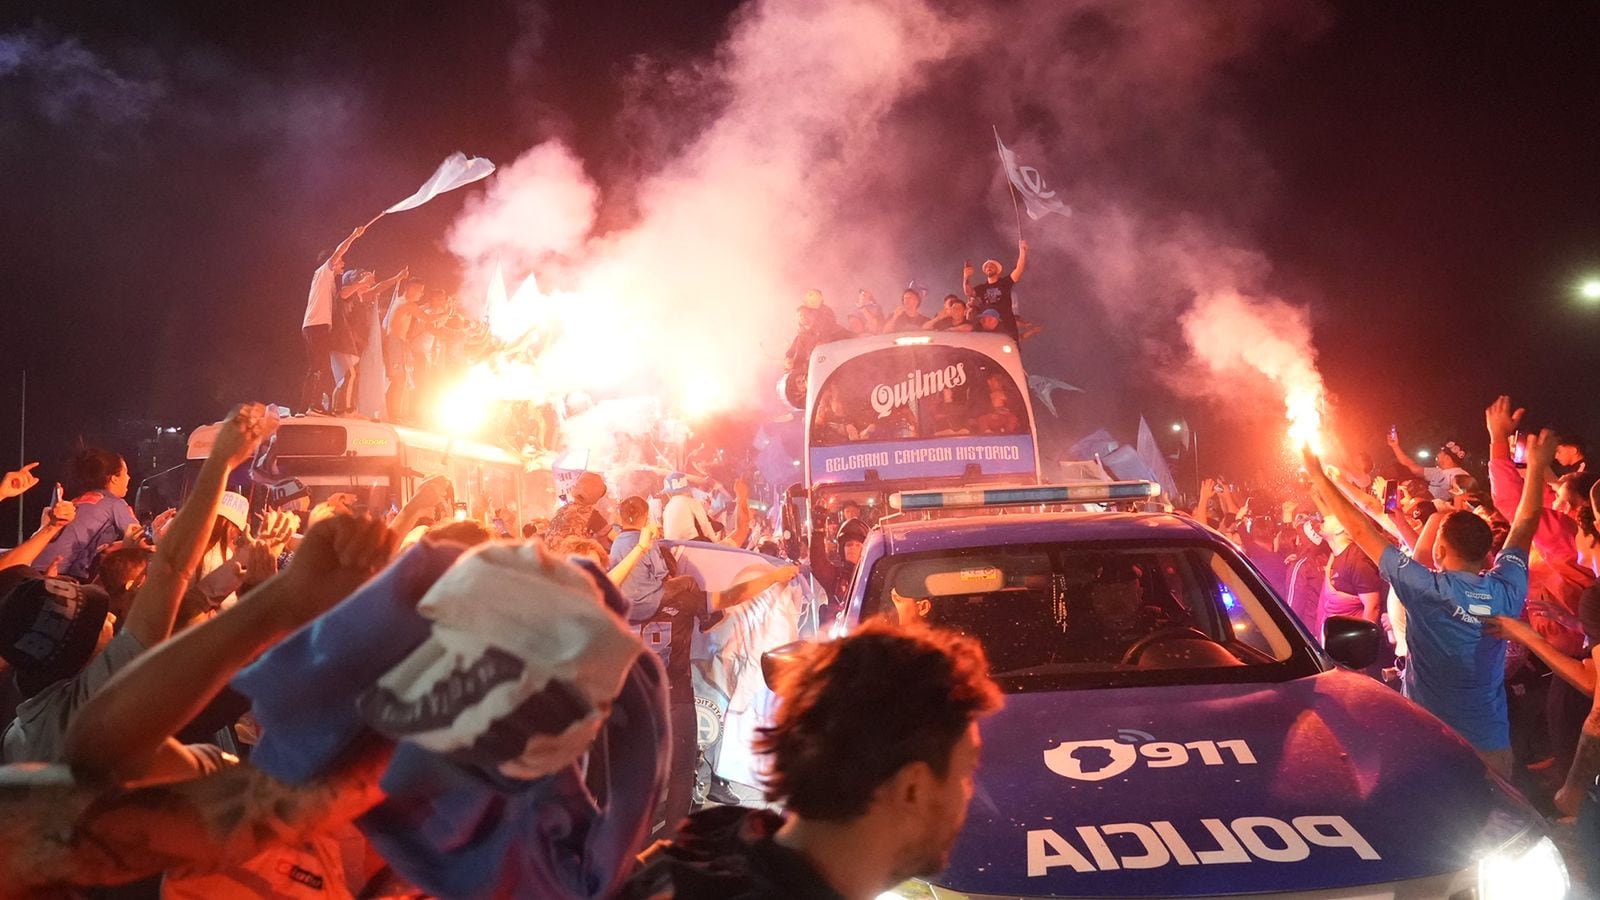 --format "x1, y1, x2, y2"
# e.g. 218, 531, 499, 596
1303, 447, 1391, 566
65, 515, 394, 787
0, 500, 74, 570
1010, 239, 1028, 282
726, 477, 753, 548
368, 266, 407, 298
1, 462, 40, 502
961, 260, 977, 300
1485, 395, 1523, 463
608, 523, 659, 587
710, 564, 801, 611
1503, 429, 1557, 555
1558, 644, 1600, 817
329, 224, 366, 266
123, 404, 276, 650
1386, 429, 1425, 477
3, 737, 390, 893
388, 474, 451, 548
